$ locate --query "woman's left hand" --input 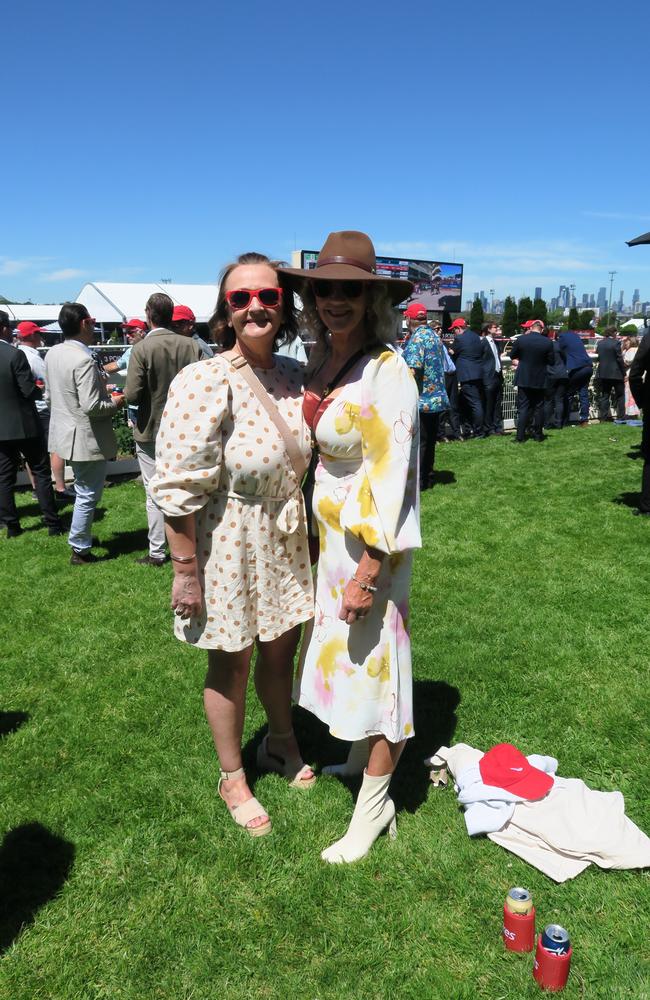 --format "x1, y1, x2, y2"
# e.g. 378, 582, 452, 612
339, 579, 374, 625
